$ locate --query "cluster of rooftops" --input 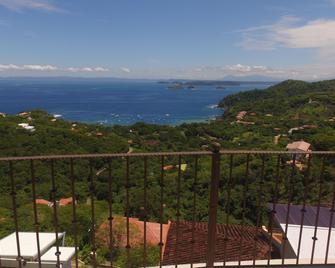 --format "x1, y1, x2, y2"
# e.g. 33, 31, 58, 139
35, 197, 74, 207
30, 195, 333, 266
94, 203, 335, 266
